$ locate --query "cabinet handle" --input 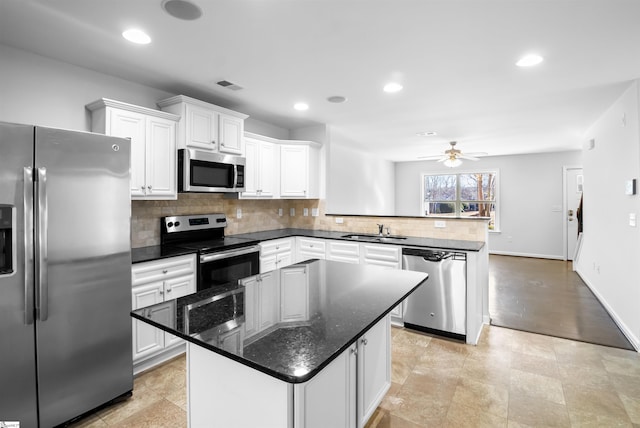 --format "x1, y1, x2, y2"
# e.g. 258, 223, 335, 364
162, 269, 168, 274
166, 287, 172, 293
361, 338, 368, 346
350, 347, 357, 355
159, 290, 164, 295
147, 185, 152, 193
140, 185, 145, 192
